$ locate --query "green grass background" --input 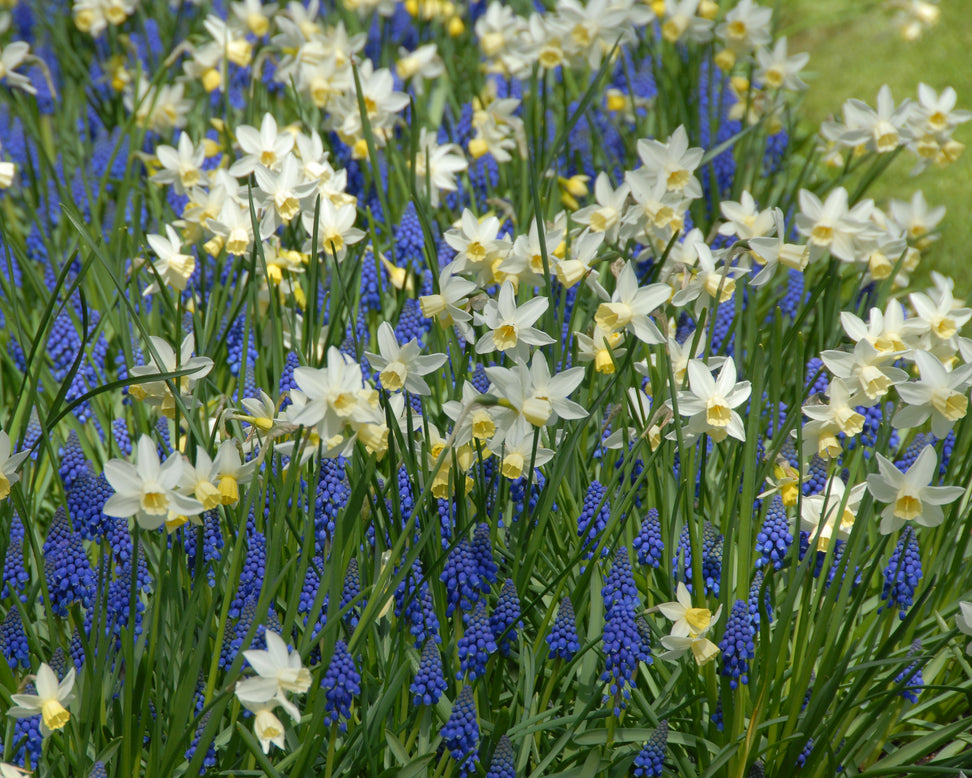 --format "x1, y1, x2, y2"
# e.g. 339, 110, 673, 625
781, 0, 972, 291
